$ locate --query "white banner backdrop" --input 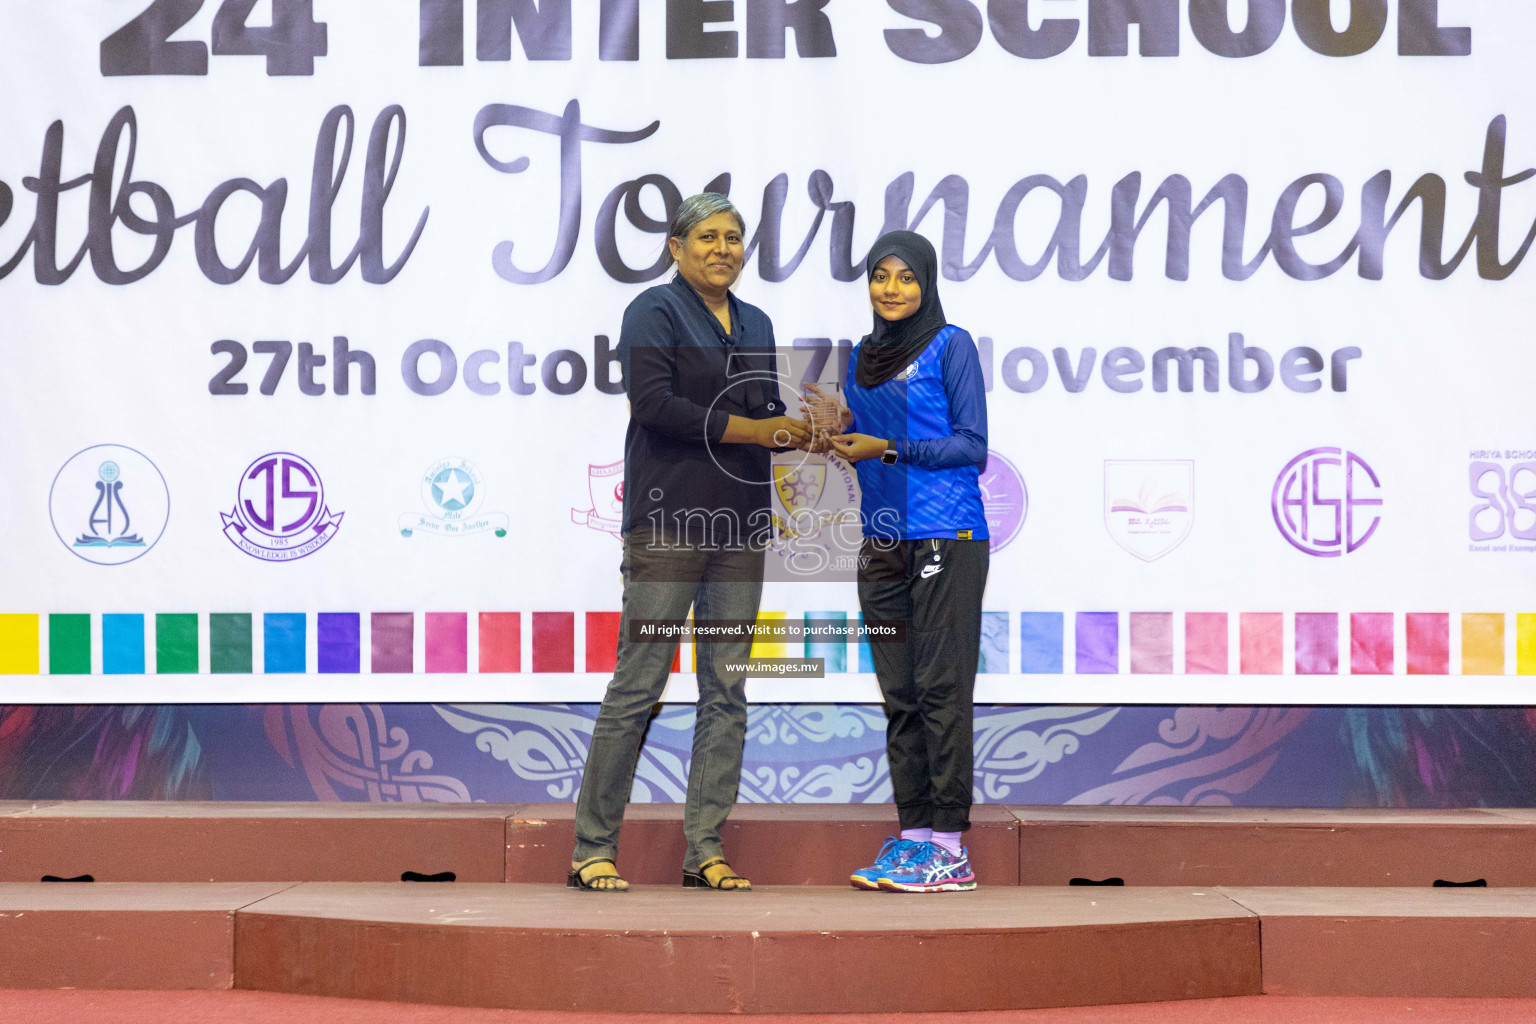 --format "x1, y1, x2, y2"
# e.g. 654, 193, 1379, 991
1, 0, 1532, 703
